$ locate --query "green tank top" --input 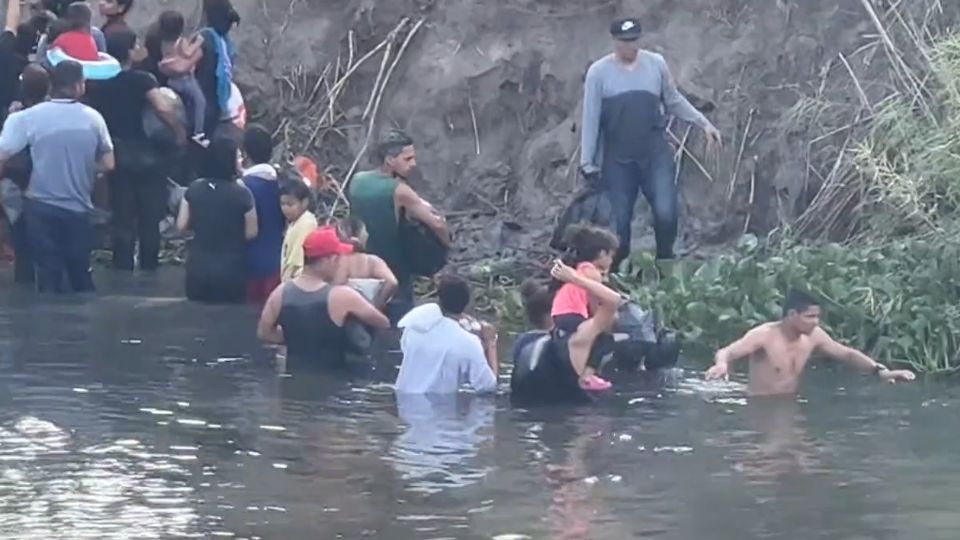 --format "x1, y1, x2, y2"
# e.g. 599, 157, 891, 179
349, 170, 405, 276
